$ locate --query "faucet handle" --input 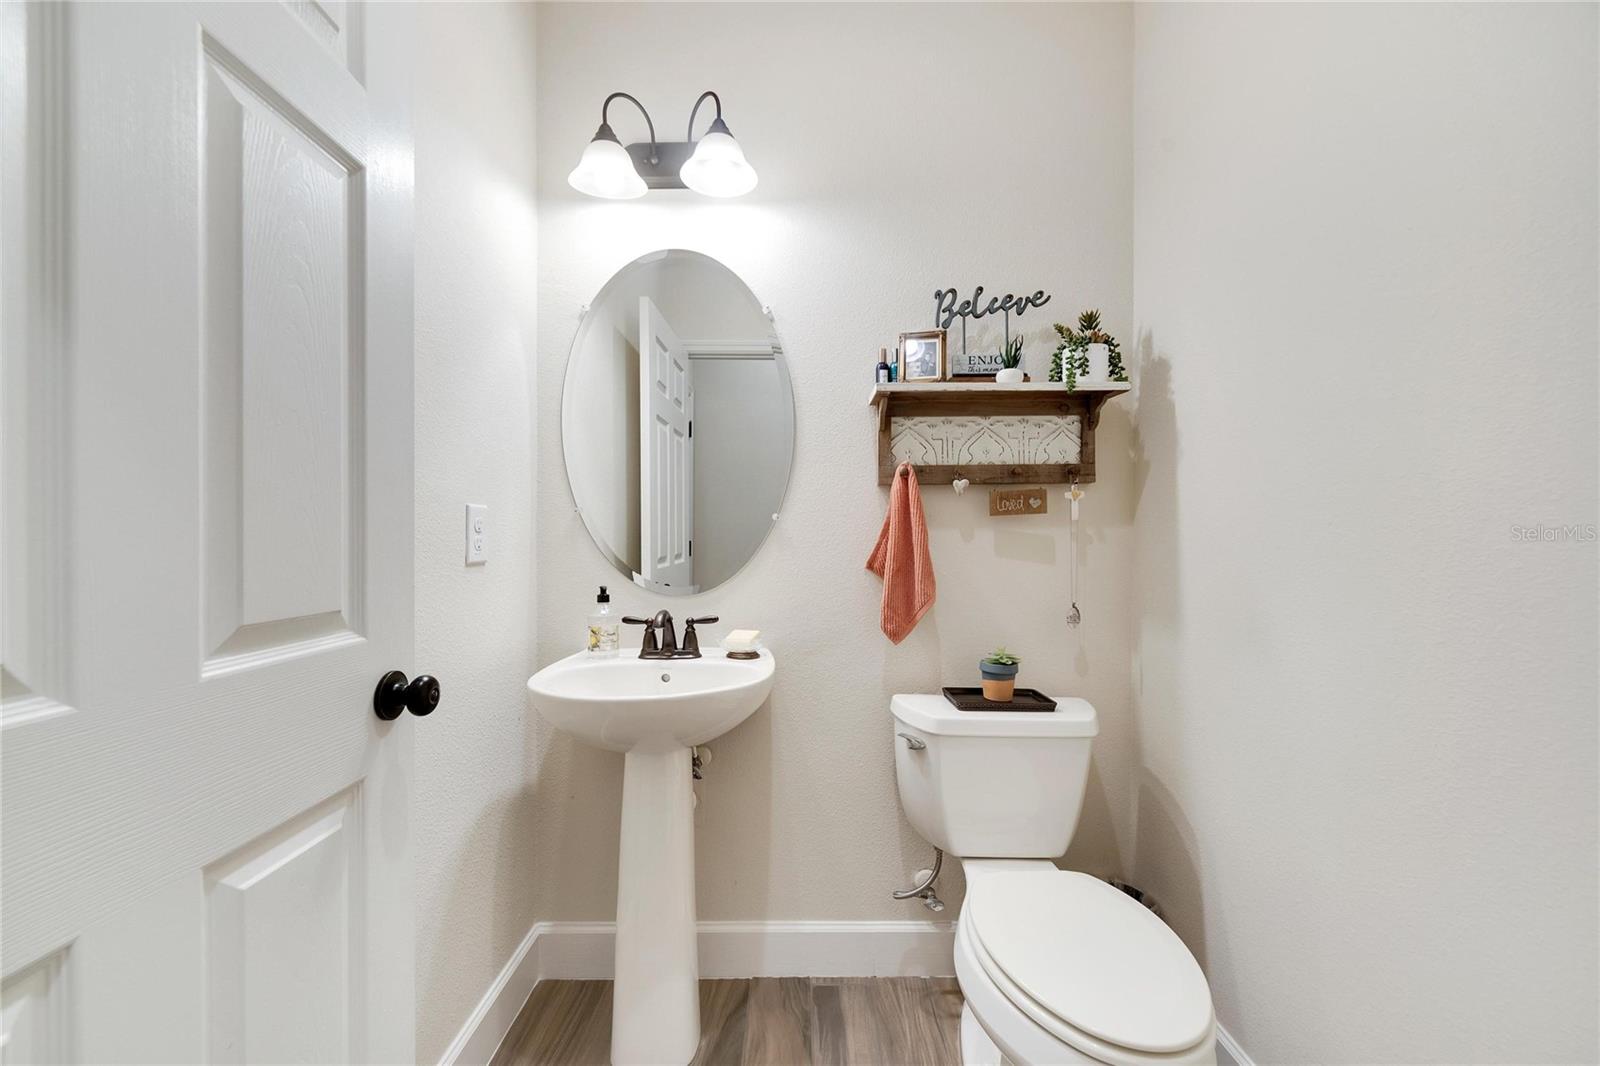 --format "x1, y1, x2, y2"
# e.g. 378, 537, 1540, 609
681, 617, 718, 657
622, 616, 659, 655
